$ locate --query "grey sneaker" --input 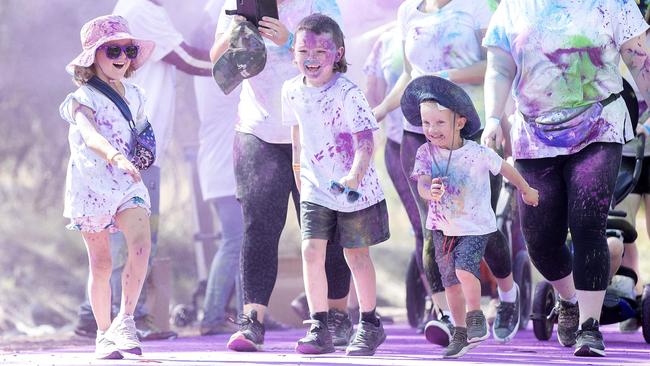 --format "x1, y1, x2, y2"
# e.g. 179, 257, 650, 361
493, 284, 521, 343
345, 319, 386, 356
556, 300, 579, 347
619, 317, 640, 333
424, 314, 454, 346
328, 309, 353, 346
443, 327, 474, 359
95, 331, 123, 360
227, 310, 265, 352
466, 310, 489, 343
295, 319, 335, 354
574, 318, 606, 357
106, 313, 142, 355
